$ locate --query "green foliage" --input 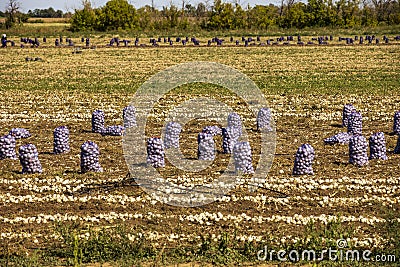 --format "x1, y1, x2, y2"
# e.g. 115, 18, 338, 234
290, 218, 354, 251
27, 8, 64, 18
96, 0, 139, 31
70, 1, 97, 31
248, 5, 278, 30
206, 0, 235, 30
54, 221, 156, 264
